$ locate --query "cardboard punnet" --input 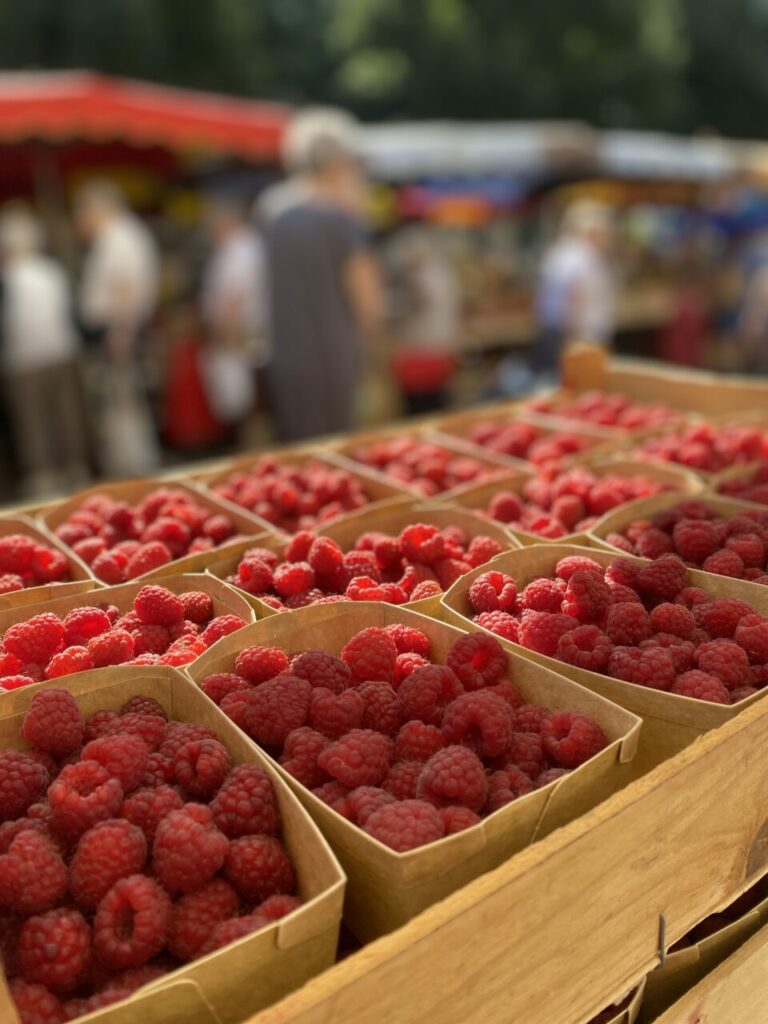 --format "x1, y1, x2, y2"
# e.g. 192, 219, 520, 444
0, 514, 99, 608
589, 980, 645, 1024
0, 667, 345, 1024
37, 478, 274, 577
187, 601, 641, 942
448, 458, 703, 549
441, 544, 768, 773
711, 458, 768, 509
